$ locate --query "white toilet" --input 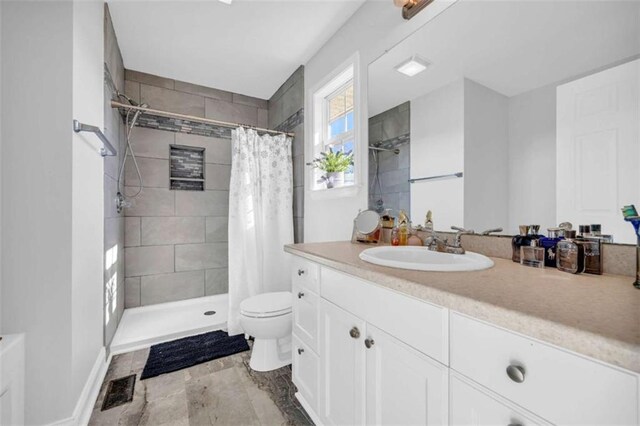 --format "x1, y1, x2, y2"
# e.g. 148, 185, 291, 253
239, 291, 293, 372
